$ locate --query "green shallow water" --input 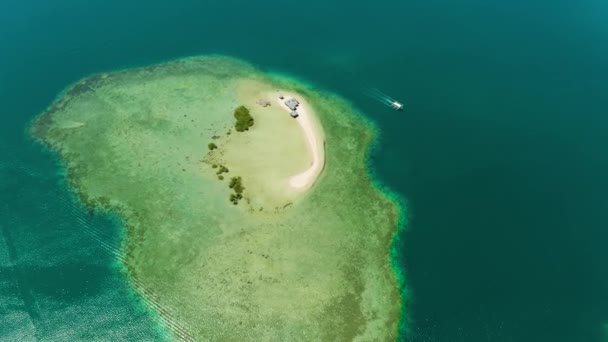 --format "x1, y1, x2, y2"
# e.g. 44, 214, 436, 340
32, 56, 402, 340
2, 0, 608, 341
